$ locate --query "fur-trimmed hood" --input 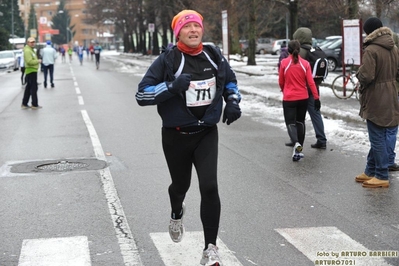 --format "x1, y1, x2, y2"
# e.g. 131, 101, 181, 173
363, 26, 394, 51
